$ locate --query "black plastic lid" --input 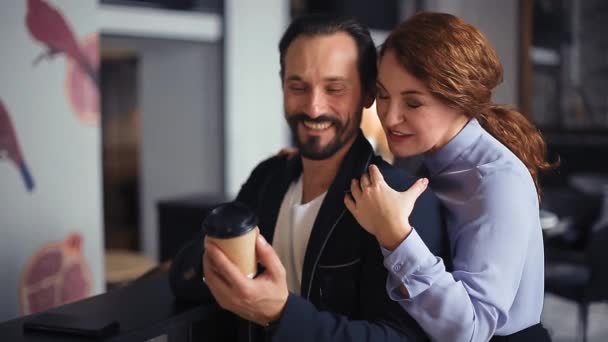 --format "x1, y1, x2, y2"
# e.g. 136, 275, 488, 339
202, 202, 258, 238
